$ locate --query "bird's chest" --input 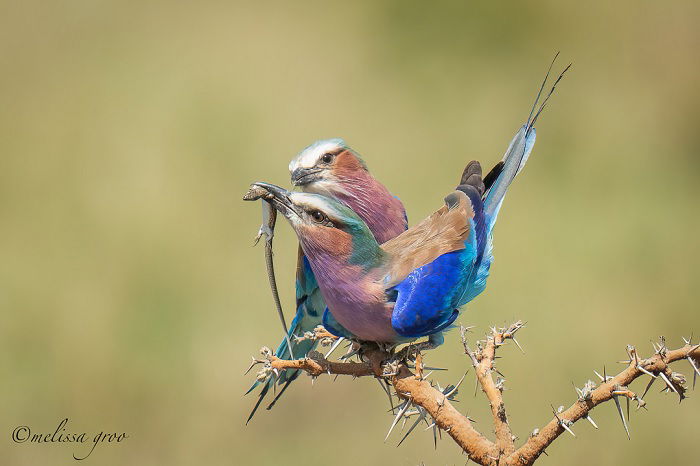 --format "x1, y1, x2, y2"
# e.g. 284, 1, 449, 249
316, 275, 398, 342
